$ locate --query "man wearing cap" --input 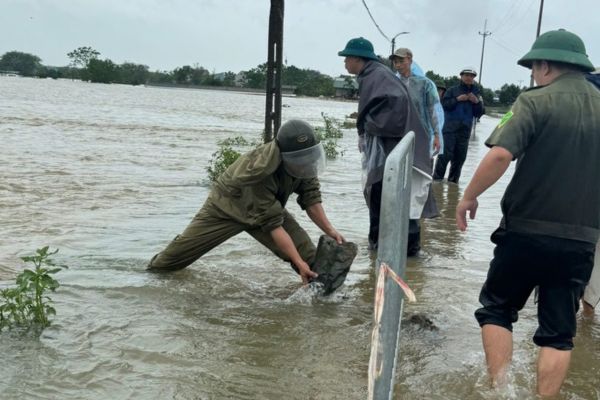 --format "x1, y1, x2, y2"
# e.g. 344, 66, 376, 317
147, 120, 345, 286
433, 67, 484, 183
389, 47, 444, 254
456, 29, 600, 396
337, 37, 432, 252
